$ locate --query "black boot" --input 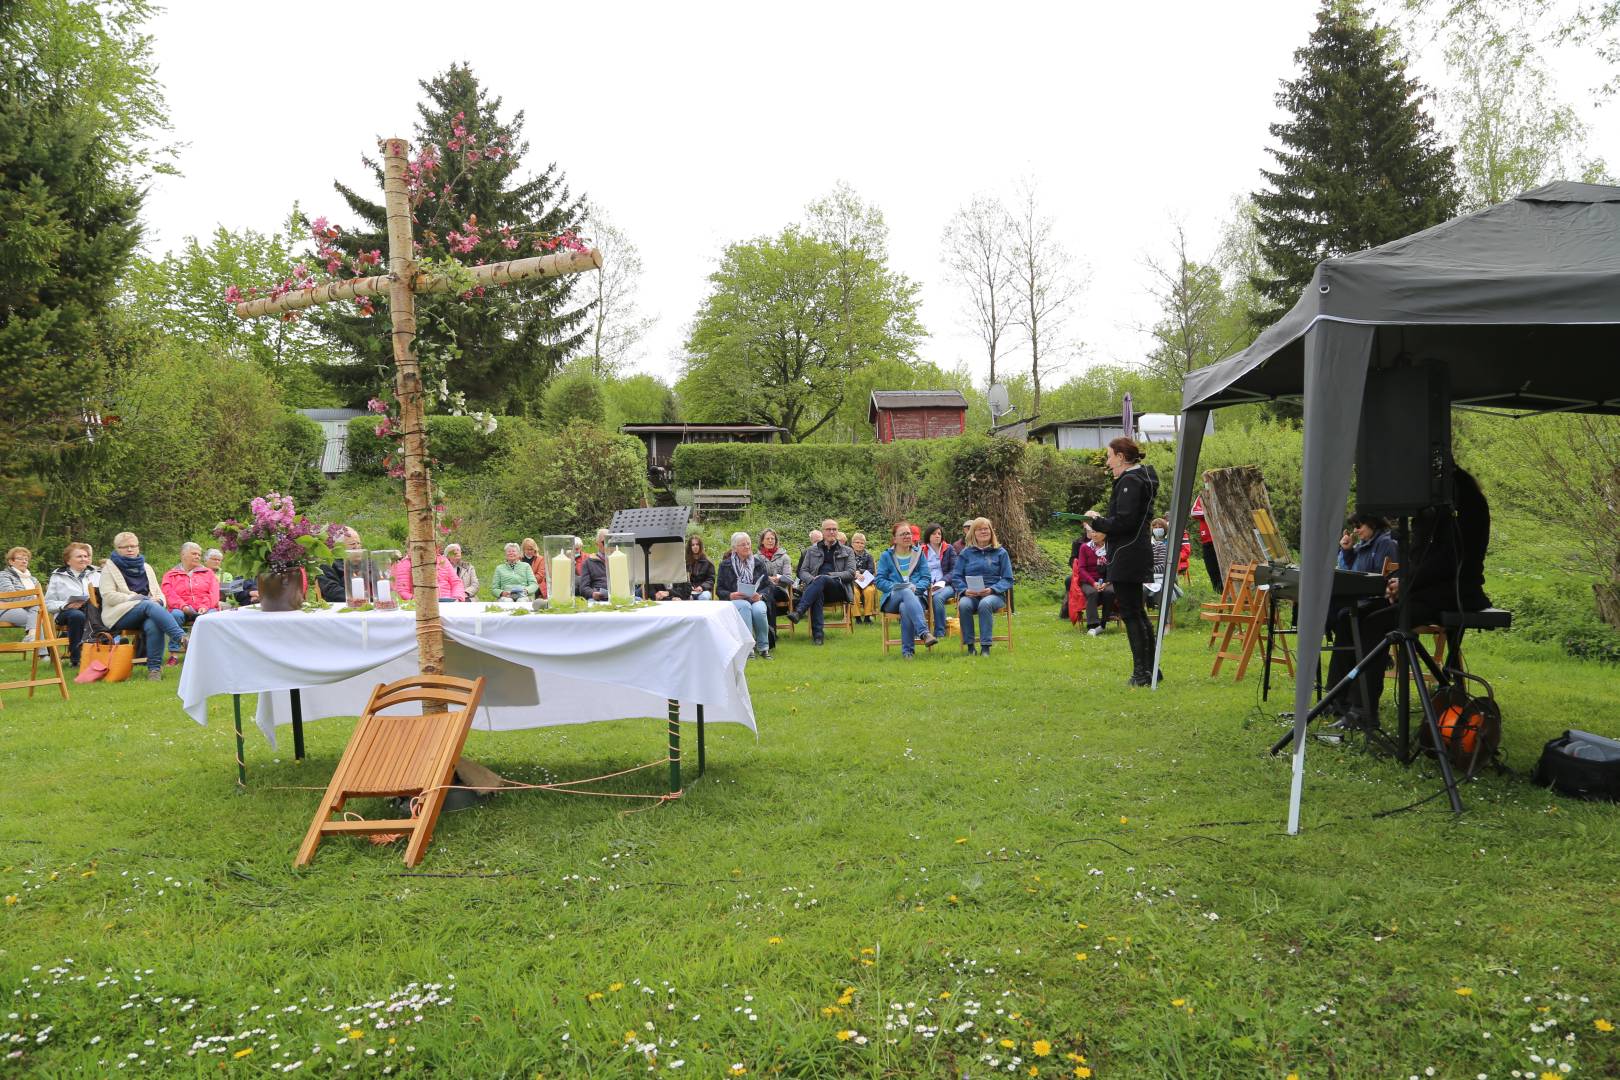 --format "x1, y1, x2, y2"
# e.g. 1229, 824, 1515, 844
1123, 613, 1152, 686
